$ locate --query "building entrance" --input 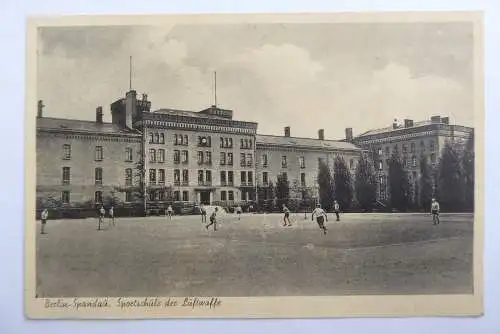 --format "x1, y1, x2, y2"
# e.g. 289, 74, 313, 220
199, 191, 211, 205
